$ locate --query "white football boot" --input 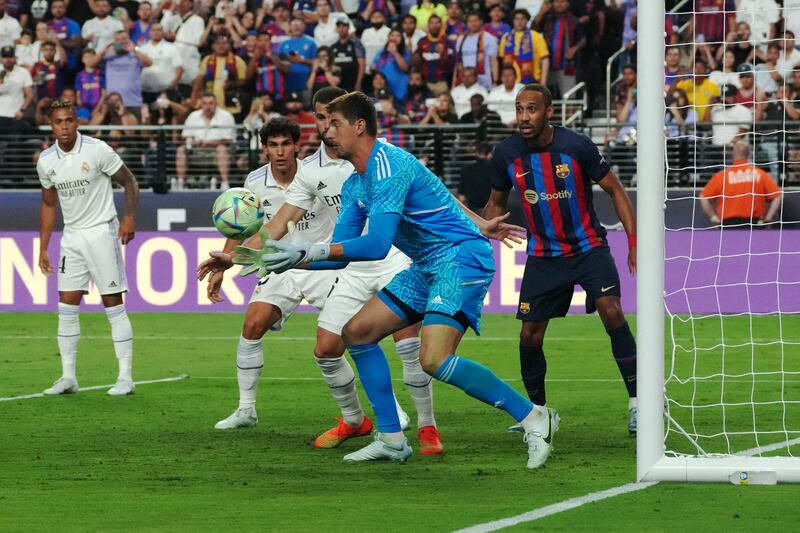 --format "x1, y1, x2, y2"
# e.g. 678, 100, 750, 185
343, 433, 412, 462
525, 408, 560, 469
214, 407, 258, 429
628, 406, 638, 434
107, 379, 135, 396
397, 405, 411, 431
43, 377, 79, 395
